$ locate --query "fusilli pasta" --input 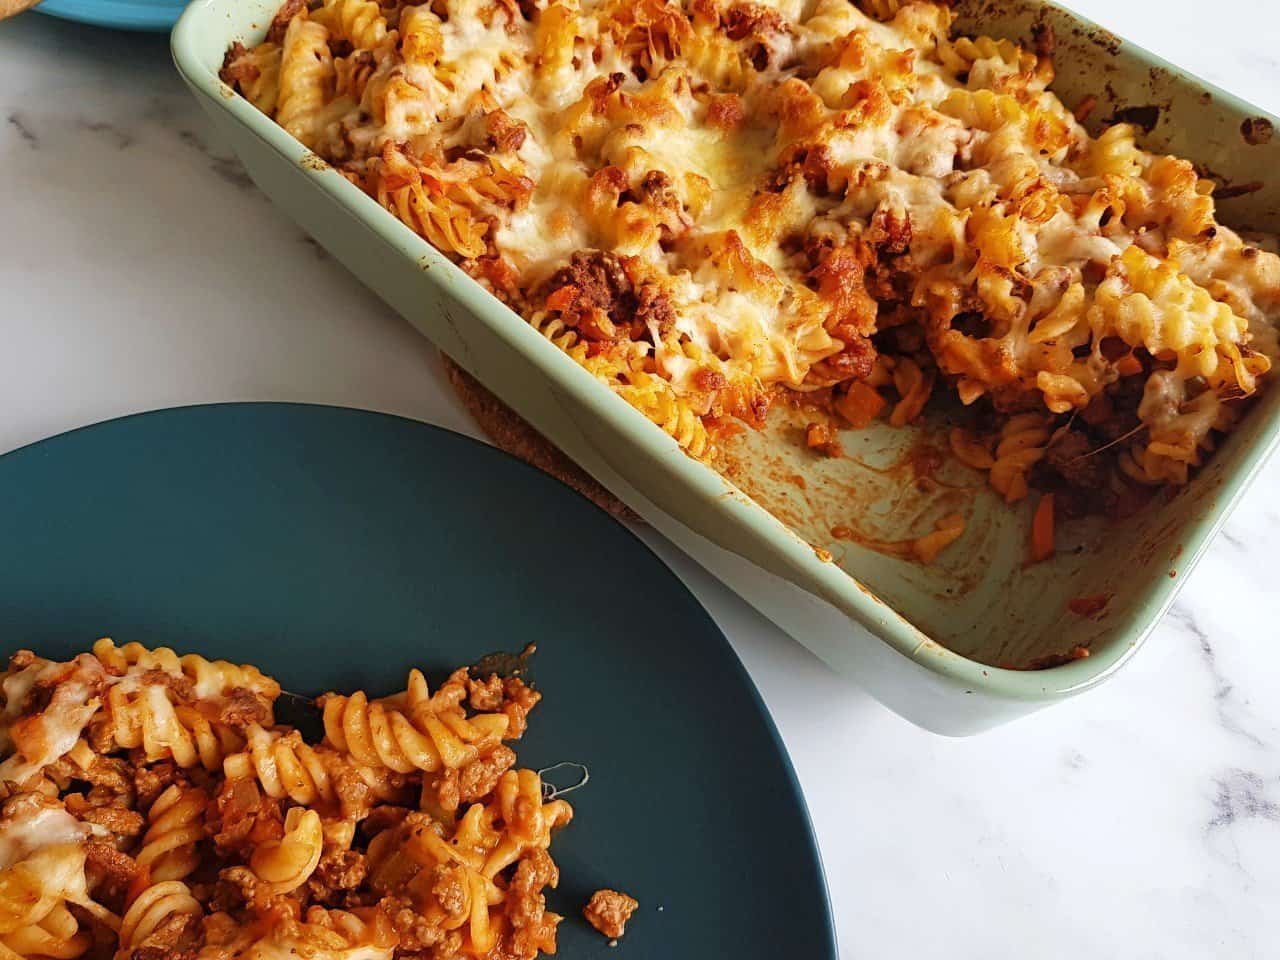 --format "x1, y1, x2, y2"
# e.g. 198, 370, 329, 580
0, 641, 601, 960
220, 0, 1280, 561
